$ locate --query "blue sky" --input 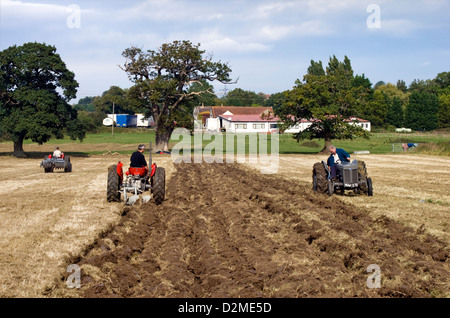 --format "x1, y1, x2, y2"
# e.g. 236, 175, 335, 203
1, 0, 449, 103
